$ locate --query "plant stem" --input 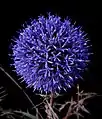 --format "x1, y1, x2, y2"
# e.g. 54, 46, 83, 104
0, 66, 35, 107
76, 84, 79, 119
45, 92, 55, 119
0, 66, 44, 119
62, 97, 73, 119
50, 92, 54, 107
